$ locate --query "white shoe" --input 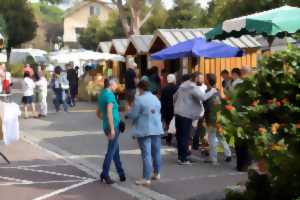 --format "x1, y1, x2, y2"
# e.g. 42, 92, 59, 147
135, 179, 151, 186
151, 174, 160, 180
